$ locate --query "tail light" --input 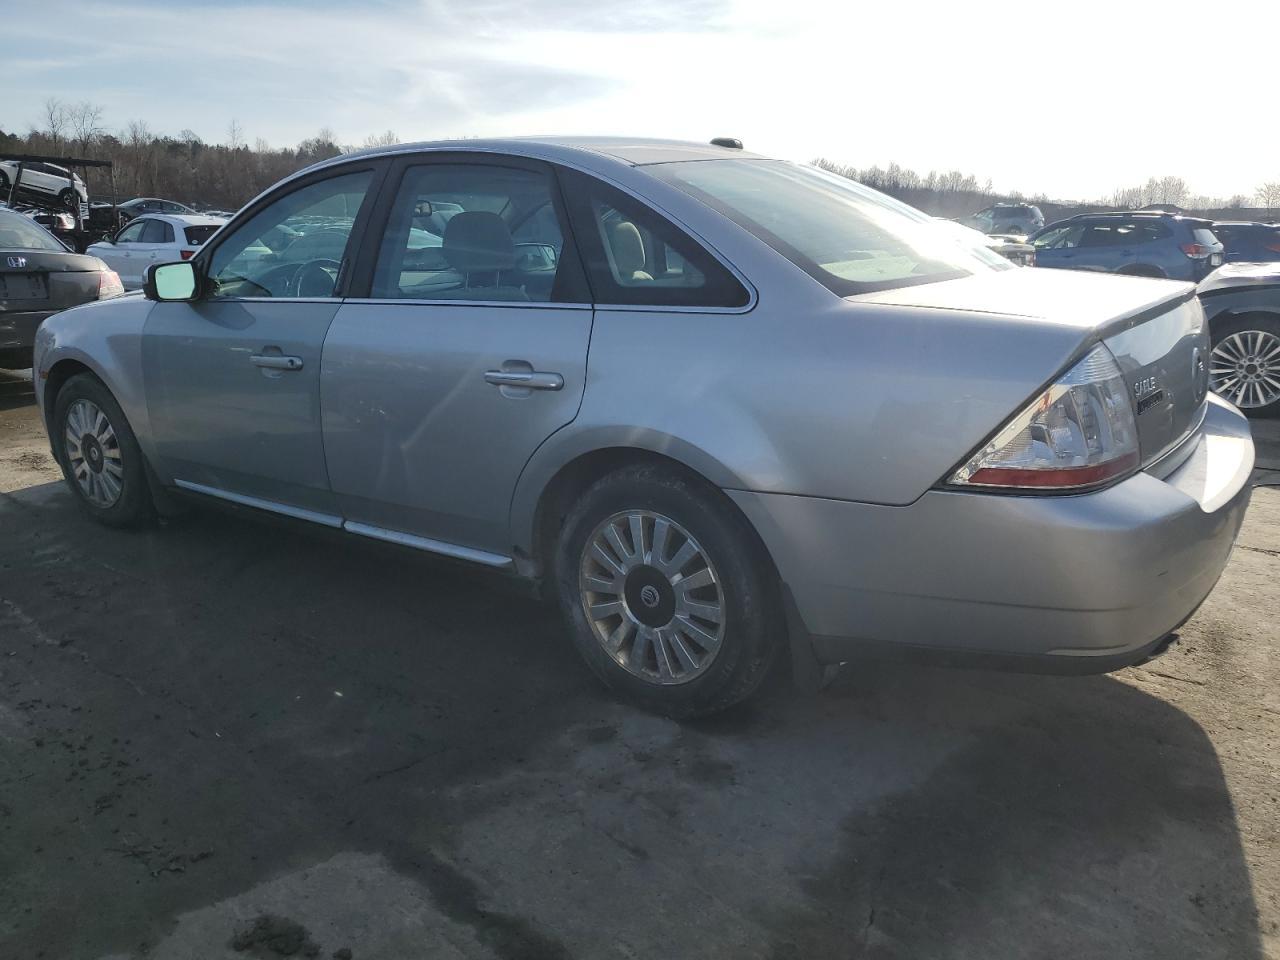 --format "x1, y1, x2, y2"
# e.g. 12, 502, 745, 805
947, 344, 1139, 492
1265, 242, 1280, 254
97, 270, 124, 300
180, 249, 196, 260
1180, 243, 1211, 259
